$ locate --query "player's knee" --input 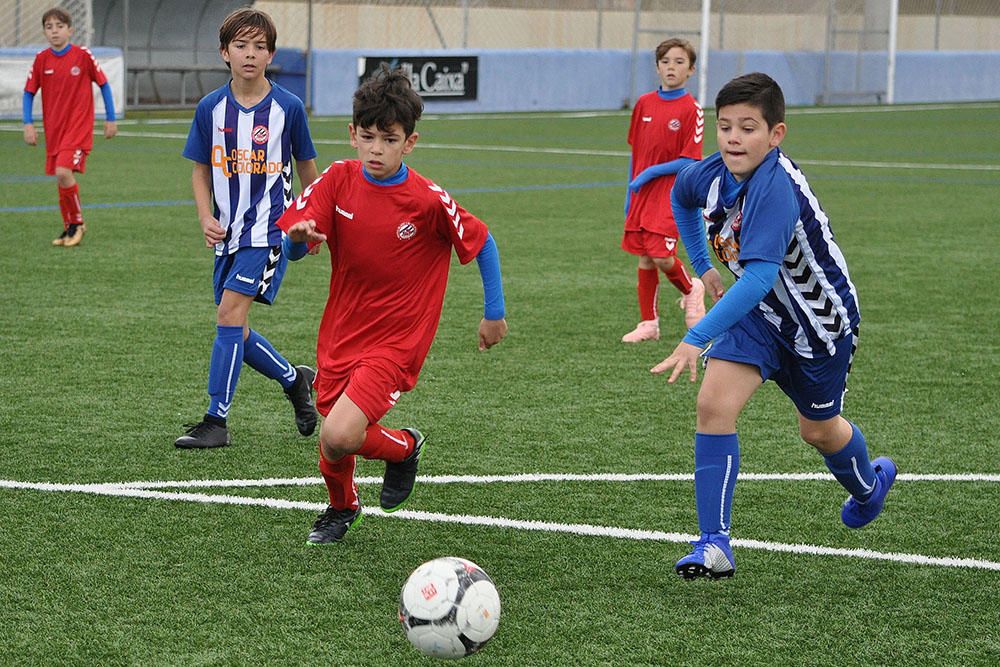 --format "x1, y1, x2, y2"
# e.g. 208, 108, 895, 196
55, 170, 74, 187
799, 422, 835, 450
653, 256, 676, 272
695, 392, 738, 433
320, 425, 363, 460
